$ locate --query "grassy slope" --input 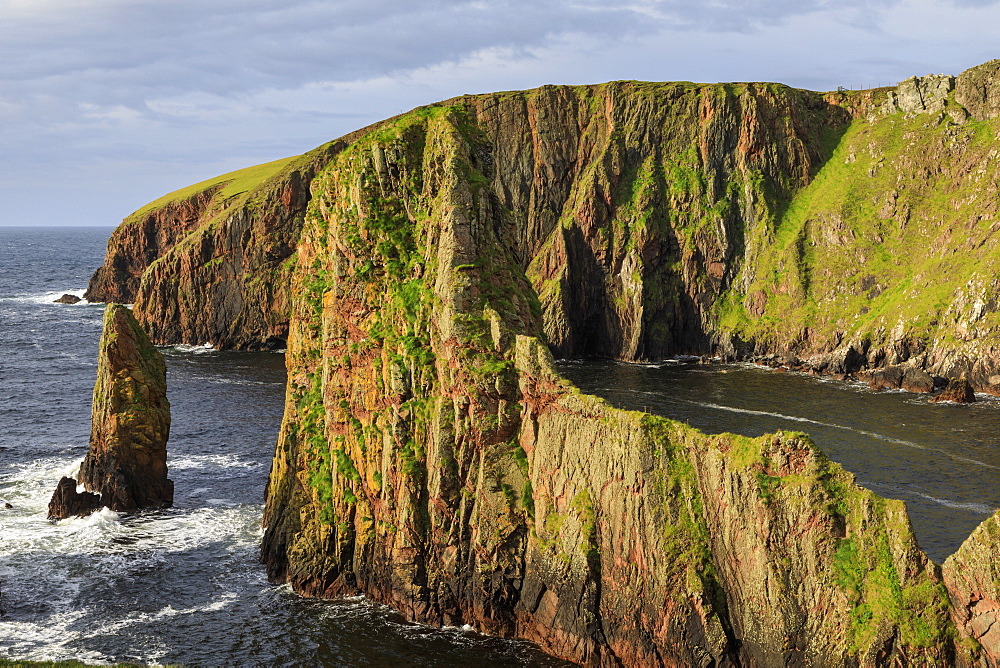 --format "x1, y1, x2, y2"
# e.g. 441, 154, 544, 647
129, 155, 299, 220
719, 96, 1000, 358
